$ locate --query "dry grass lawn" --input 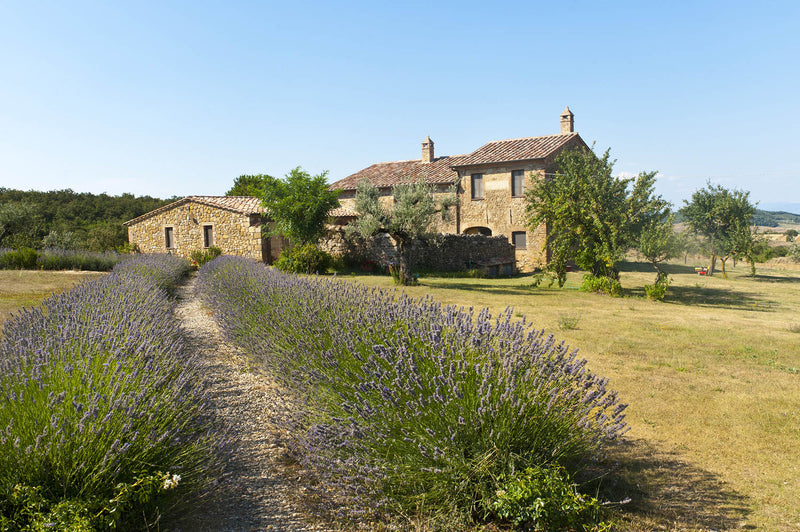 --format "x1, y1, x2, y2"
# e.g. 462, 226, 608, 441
0, 270, 105, 328
343, 260, 800, 531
